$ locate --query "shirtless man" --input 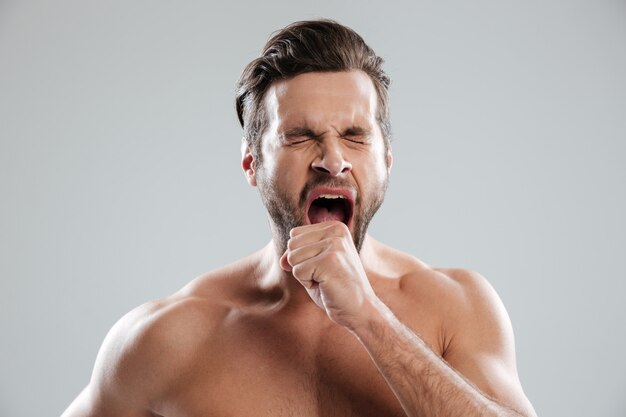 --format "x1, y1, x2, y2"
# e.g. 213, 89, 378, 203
62, 20, 537, 417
